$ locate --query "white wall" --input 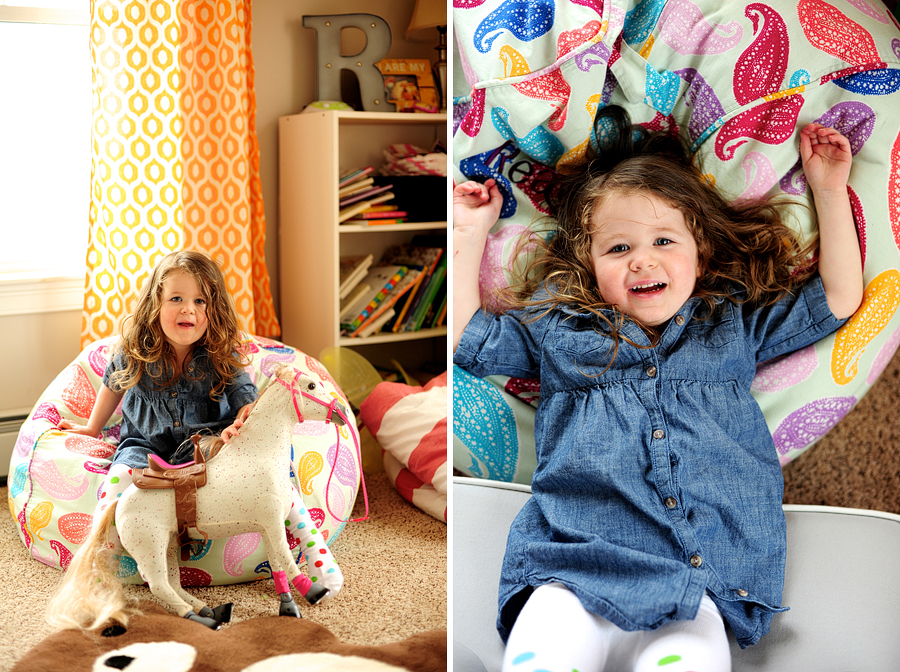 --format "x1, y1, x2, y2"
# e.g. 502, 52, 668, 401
0, 0, 439, 419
